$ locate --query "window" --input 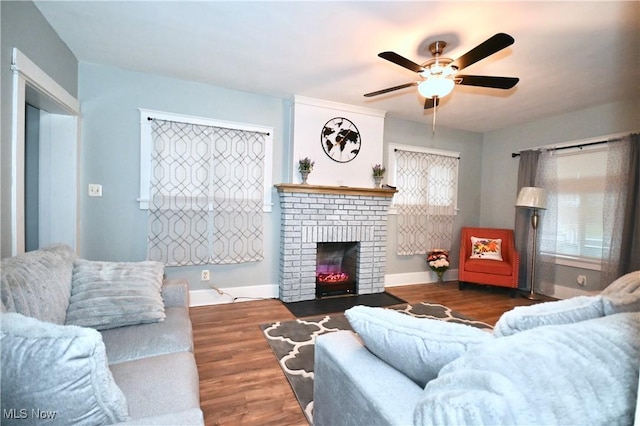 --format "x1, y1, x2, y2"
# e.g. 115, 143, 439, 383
387, 143, 459, 255
555, 149, 607, 260
139, 109, 273, 266
538, 146, 618, 270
